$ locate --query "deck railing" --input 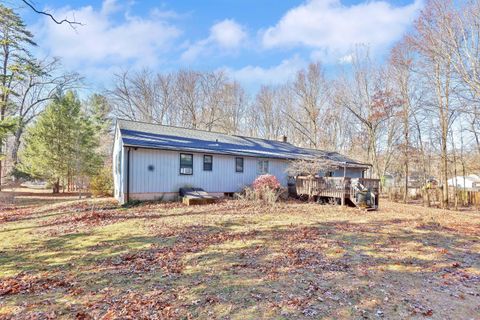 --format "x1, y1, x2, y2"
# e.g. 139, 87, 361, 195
295, 176, 351, 195
295, 176, 380, 205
